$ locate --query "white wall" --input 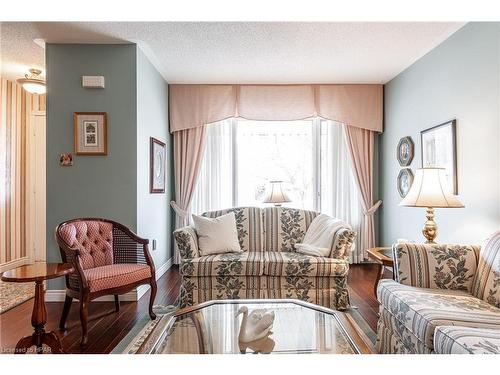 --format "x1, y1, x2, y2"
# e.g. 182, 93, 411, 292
136, 47, 173, 269
380, 23, 500, 246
